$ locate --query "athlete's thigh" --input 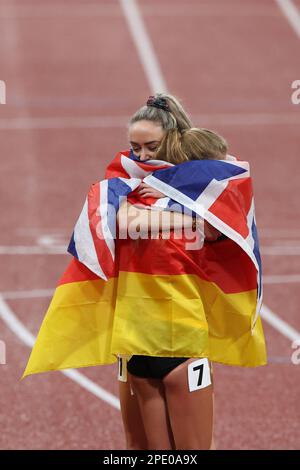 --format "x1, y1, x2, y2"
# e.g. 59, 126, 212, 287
163, 358, 214, 450
118, 379, 148, 450
129, 372, 175, 450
